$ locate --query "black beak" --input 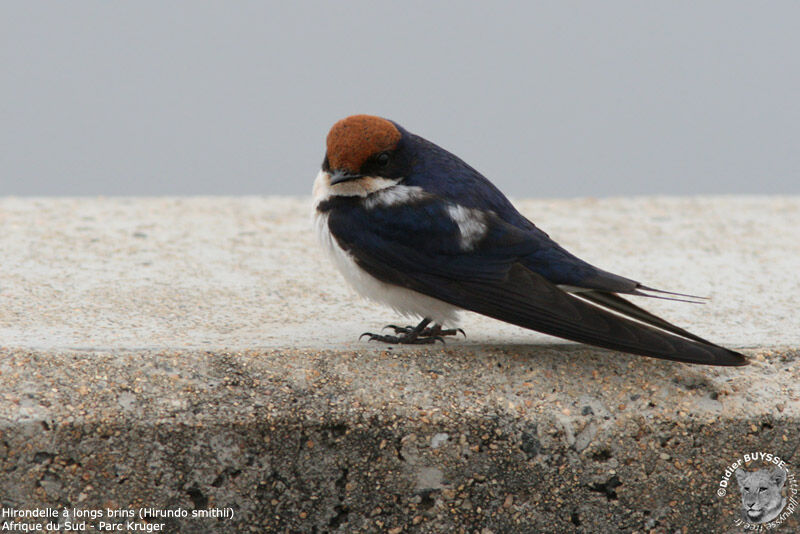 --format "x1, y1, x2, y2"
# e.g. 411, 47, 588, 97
329, 170, 363, 185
